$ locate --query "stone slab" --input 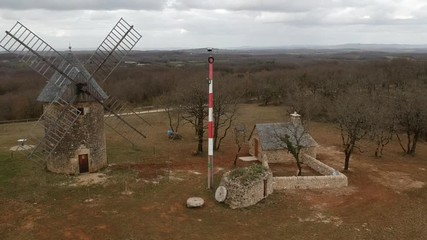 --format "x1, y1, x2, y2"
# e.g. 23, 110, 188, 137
238, 156, 258, 162
186, 197, 204, 208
